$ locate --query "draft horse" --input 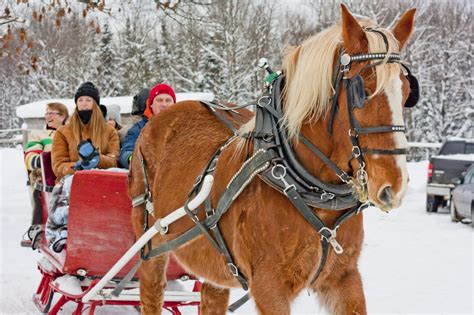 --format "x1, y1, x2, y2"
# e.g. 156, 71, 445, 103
129, 5, 417, 314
